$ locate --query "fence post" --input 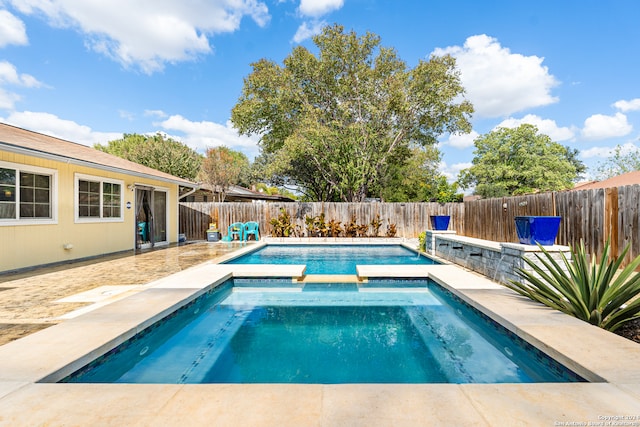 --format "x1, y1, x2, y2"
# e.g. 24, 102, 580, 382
604, 187, 618, 262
